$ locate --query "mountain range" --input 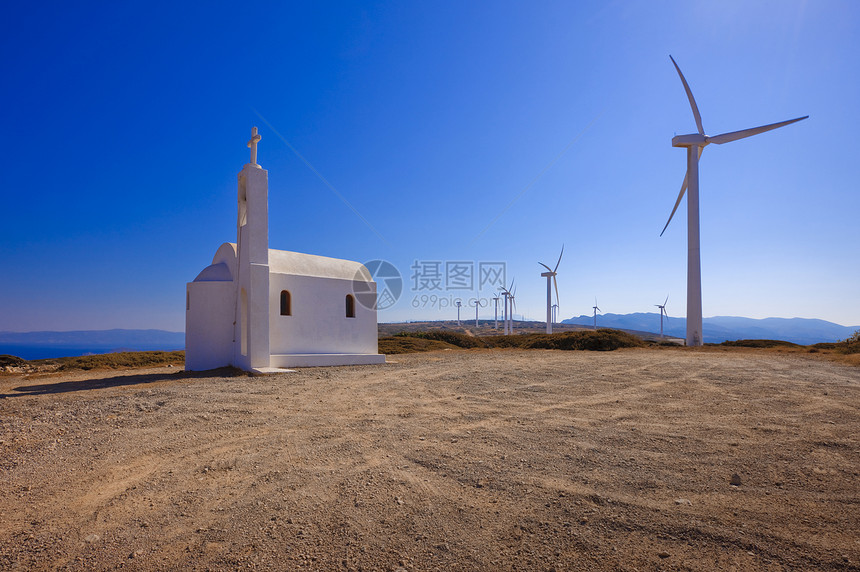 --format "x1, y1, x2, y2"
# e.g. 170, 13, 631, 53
561, 313, 859, 345
3, 317, 858, 360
